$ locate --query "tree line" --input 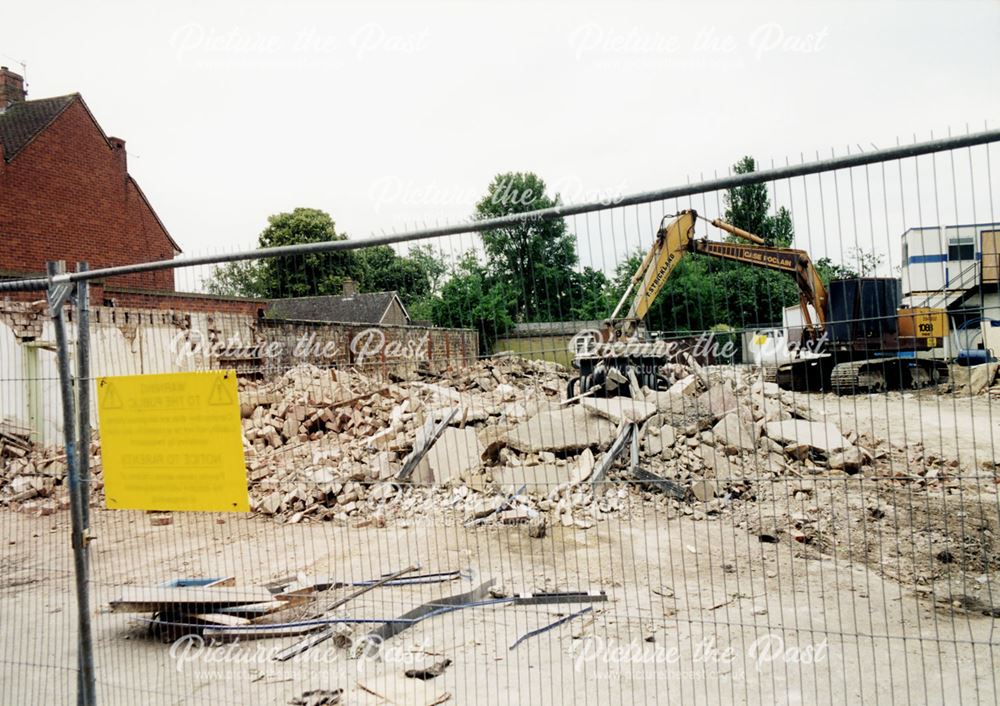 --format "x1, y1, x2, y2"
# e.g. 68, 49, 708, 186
208, 157, 878, 351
